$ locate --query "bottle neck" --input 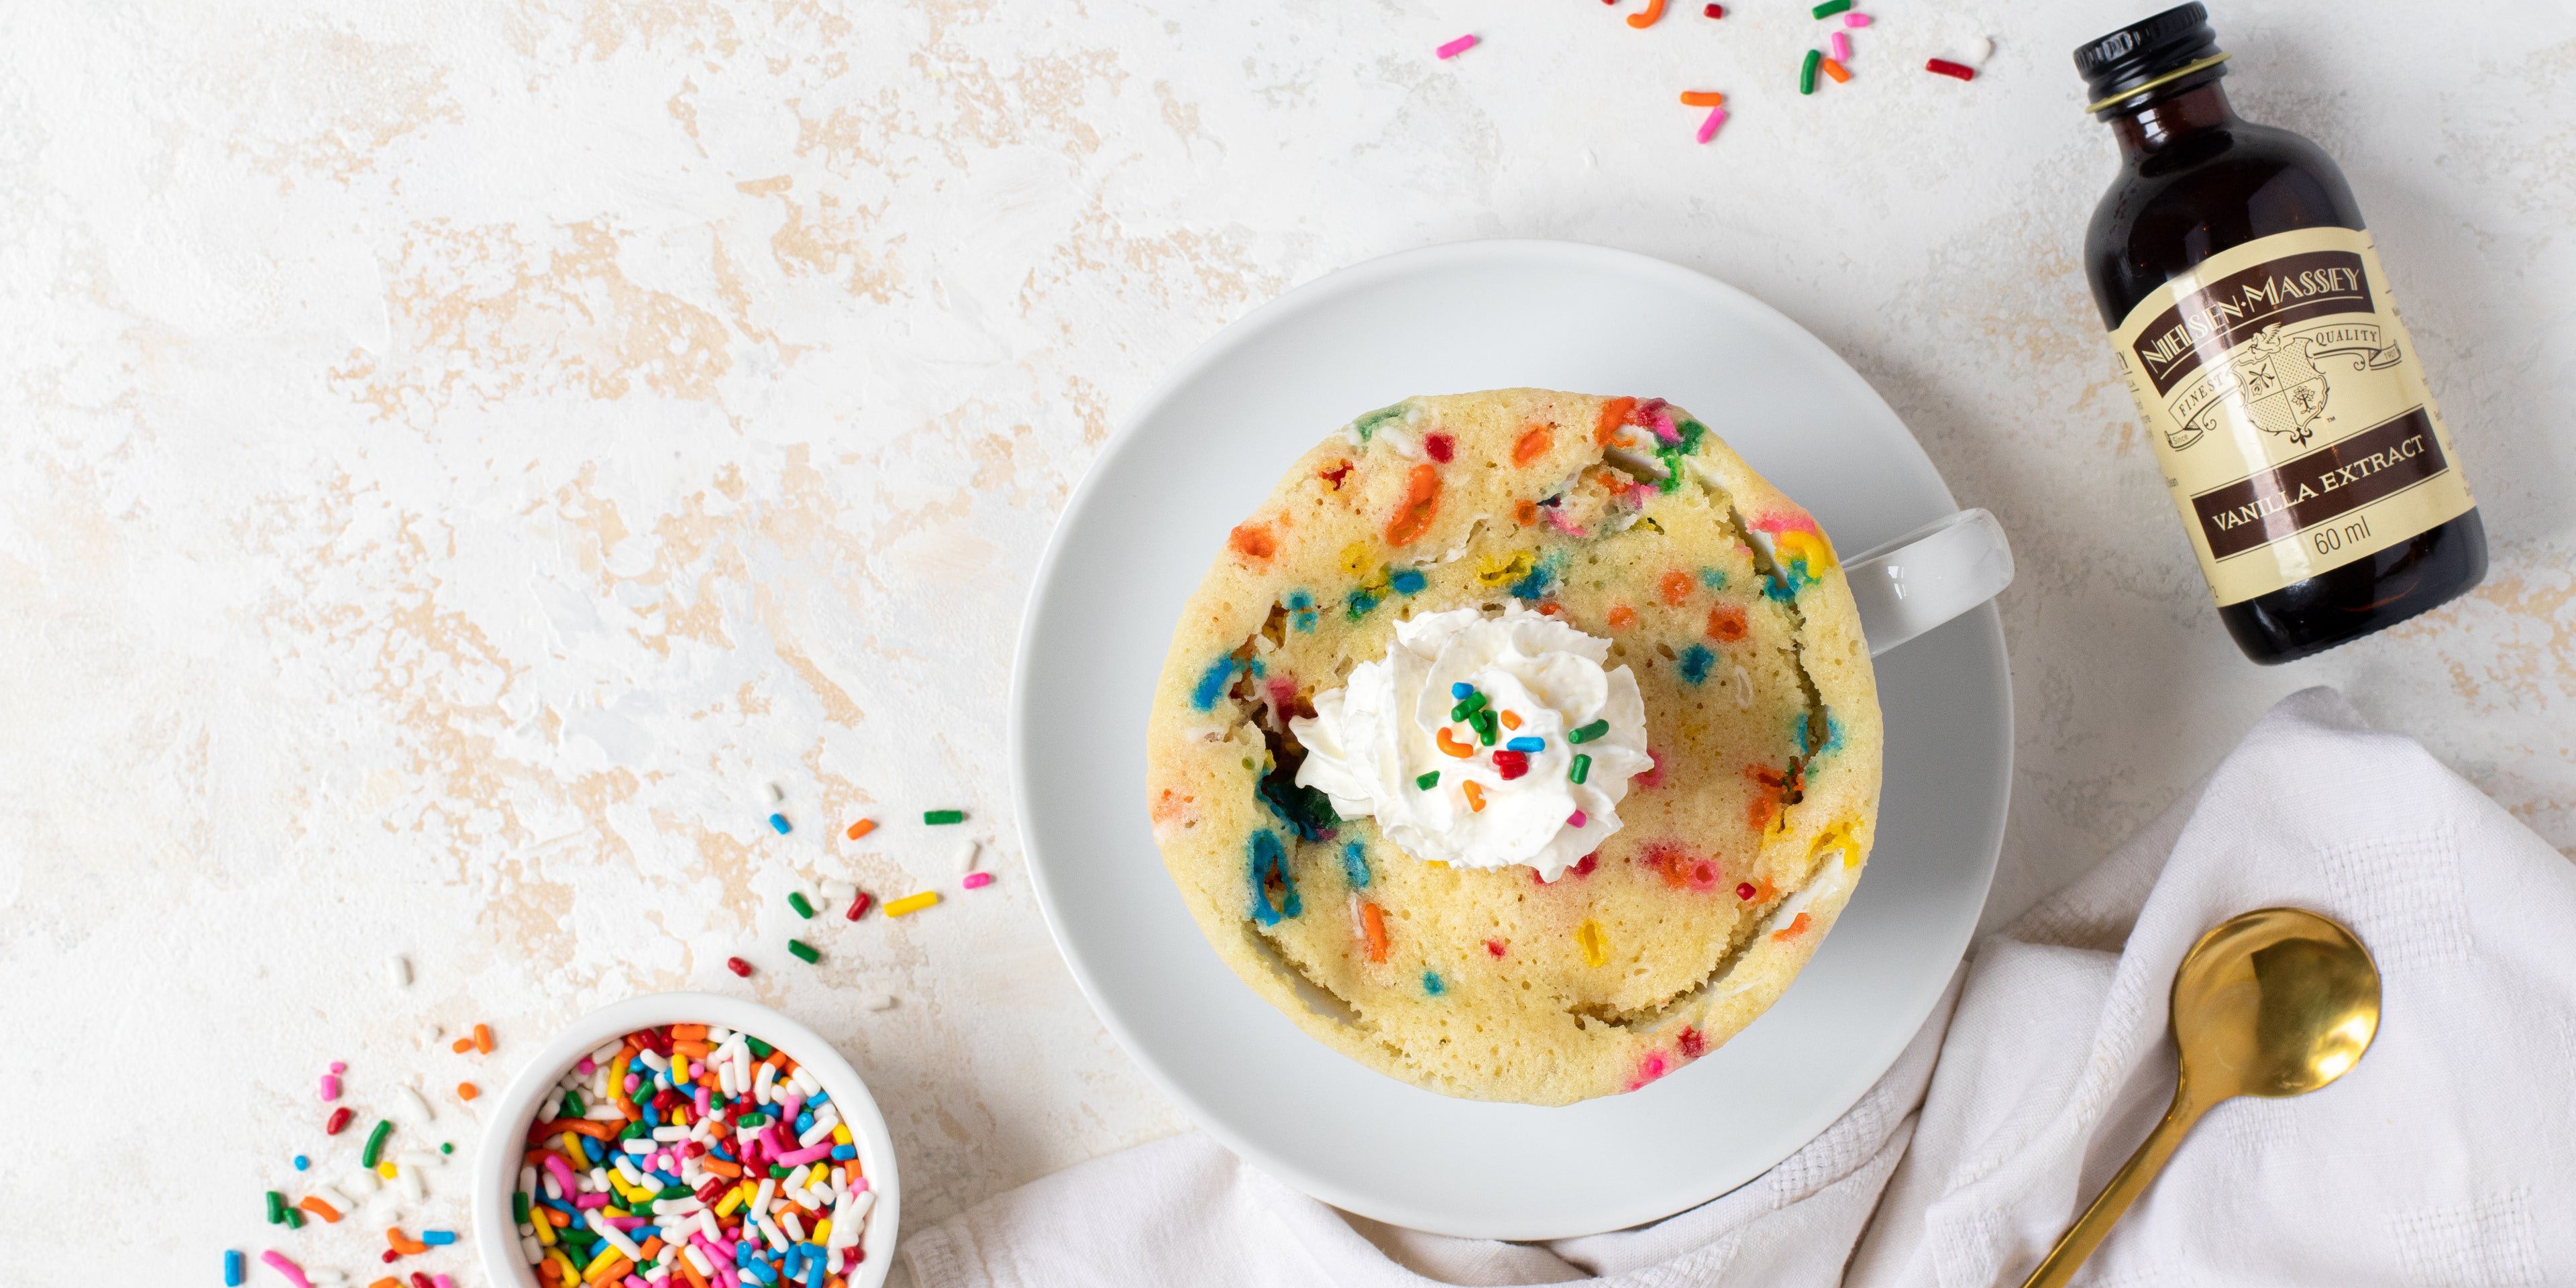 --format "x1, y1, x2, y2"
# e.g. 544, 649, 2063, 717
2107, 78, 2237, 161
